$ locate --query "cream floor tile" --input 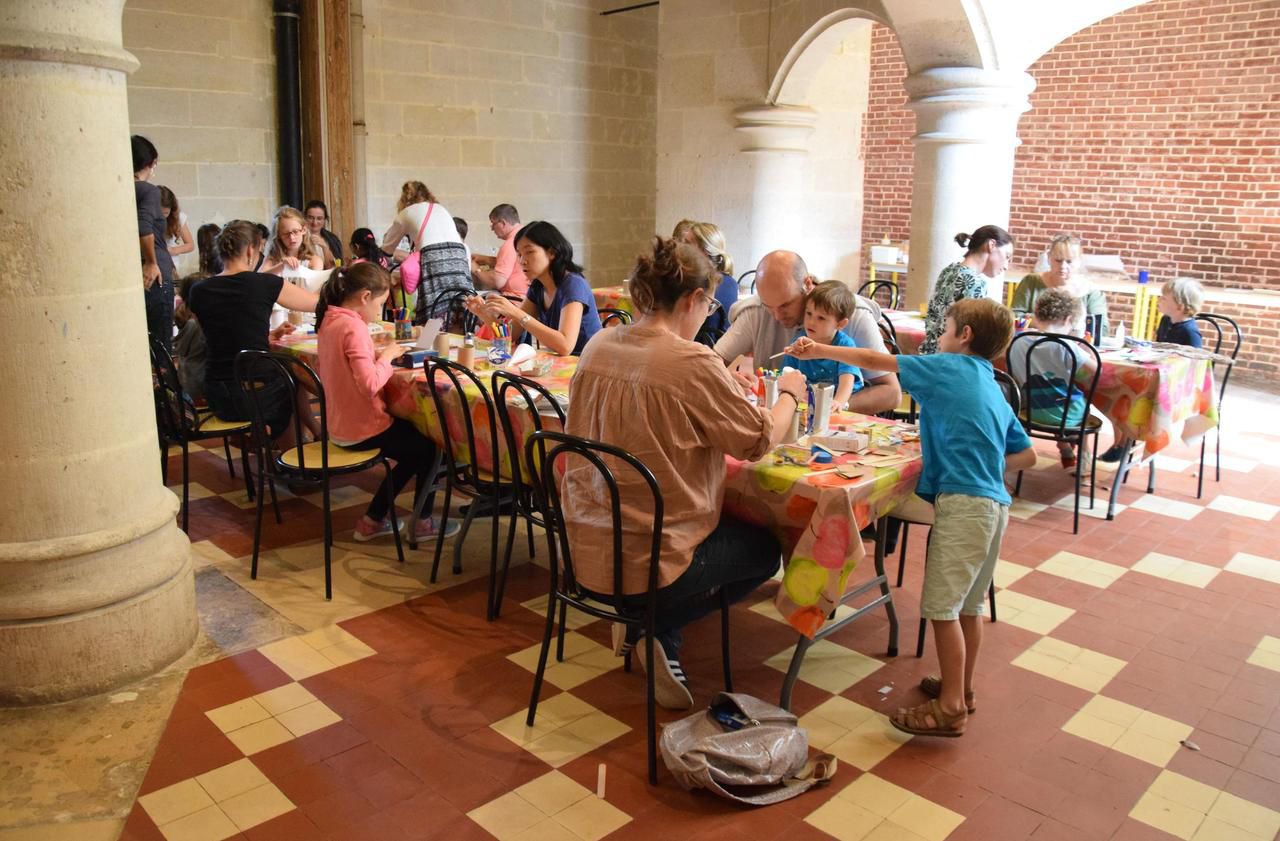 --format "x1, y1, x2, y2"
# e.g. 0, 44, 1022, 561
820, 773, 964, 841
764, 639, 884, 694
1129, 494, 1204, 520
1131, 770, 1280, 841
218, 783, 293, 831
750, 597, 857, 626
252, 682, 317, 716
1114, 727, 1184, 767
273, 699, 341, 737
1147, 770, 1221, 814
513, 771, 592, 817
1037, 551, 1127, 588
1008, 498, 1049, 520
1153, 455, 1193, 472
805, 797, 883, 841
524, 729, 599, 769
492, 694, 629, 767
1080, 694, 1144, 728
862, 824, 930, 841
491, 709, 561, 747
552, 795, 631, 841
1208, 792, 1280, 840
468, 791, 548, 841
1215, 454, 1259, 474
295, 484, 374, 510
1190, 817, 1258, 841
889, 796, 966, 841
802, 696, 880, 733
838, 772, 913, 817
190, 540, 236, 570
204, 698, 271, 734
1132, 552, 1220, 588
510, 820, 572, 841
825, 714, 913, 770
139, 779, 215, 827
156, 804, 239, 841
993, 560, 1034, 589
1012, 637, 1126, 693
519, 593, 598, 631
257, 636, 342, 681
1246, 636, 1280, 673
194, 758, 271, 803
223, 718, 294, 756
1208, 495, 1279, 521
1130, 789, 1206, 840
168, 482, 218, 502
1225, 553, 1280, 585
1051, 494, 1121, 520
995, 589, 1076, 635
507, 633, 620, 691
